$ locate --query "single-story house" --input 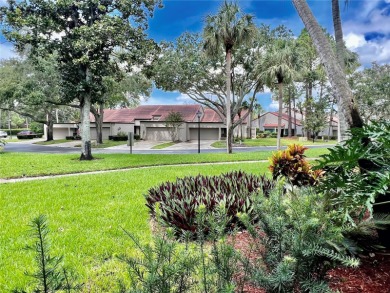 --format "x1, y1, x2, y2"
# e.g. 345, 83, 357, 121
252, 110, 338, 138
49, 105, 255, 141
